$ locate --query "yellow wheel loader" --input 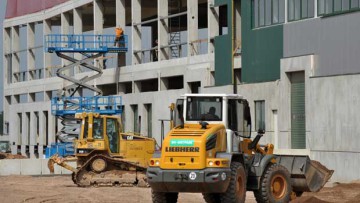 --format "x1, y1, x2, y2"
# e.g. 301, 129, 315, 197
48, 112, 156, 187
147, 94, 333, 203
